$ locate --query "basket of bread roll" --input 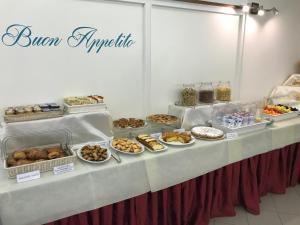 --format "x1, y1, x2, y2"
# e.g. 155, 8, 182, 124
1, 129, 76, 178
